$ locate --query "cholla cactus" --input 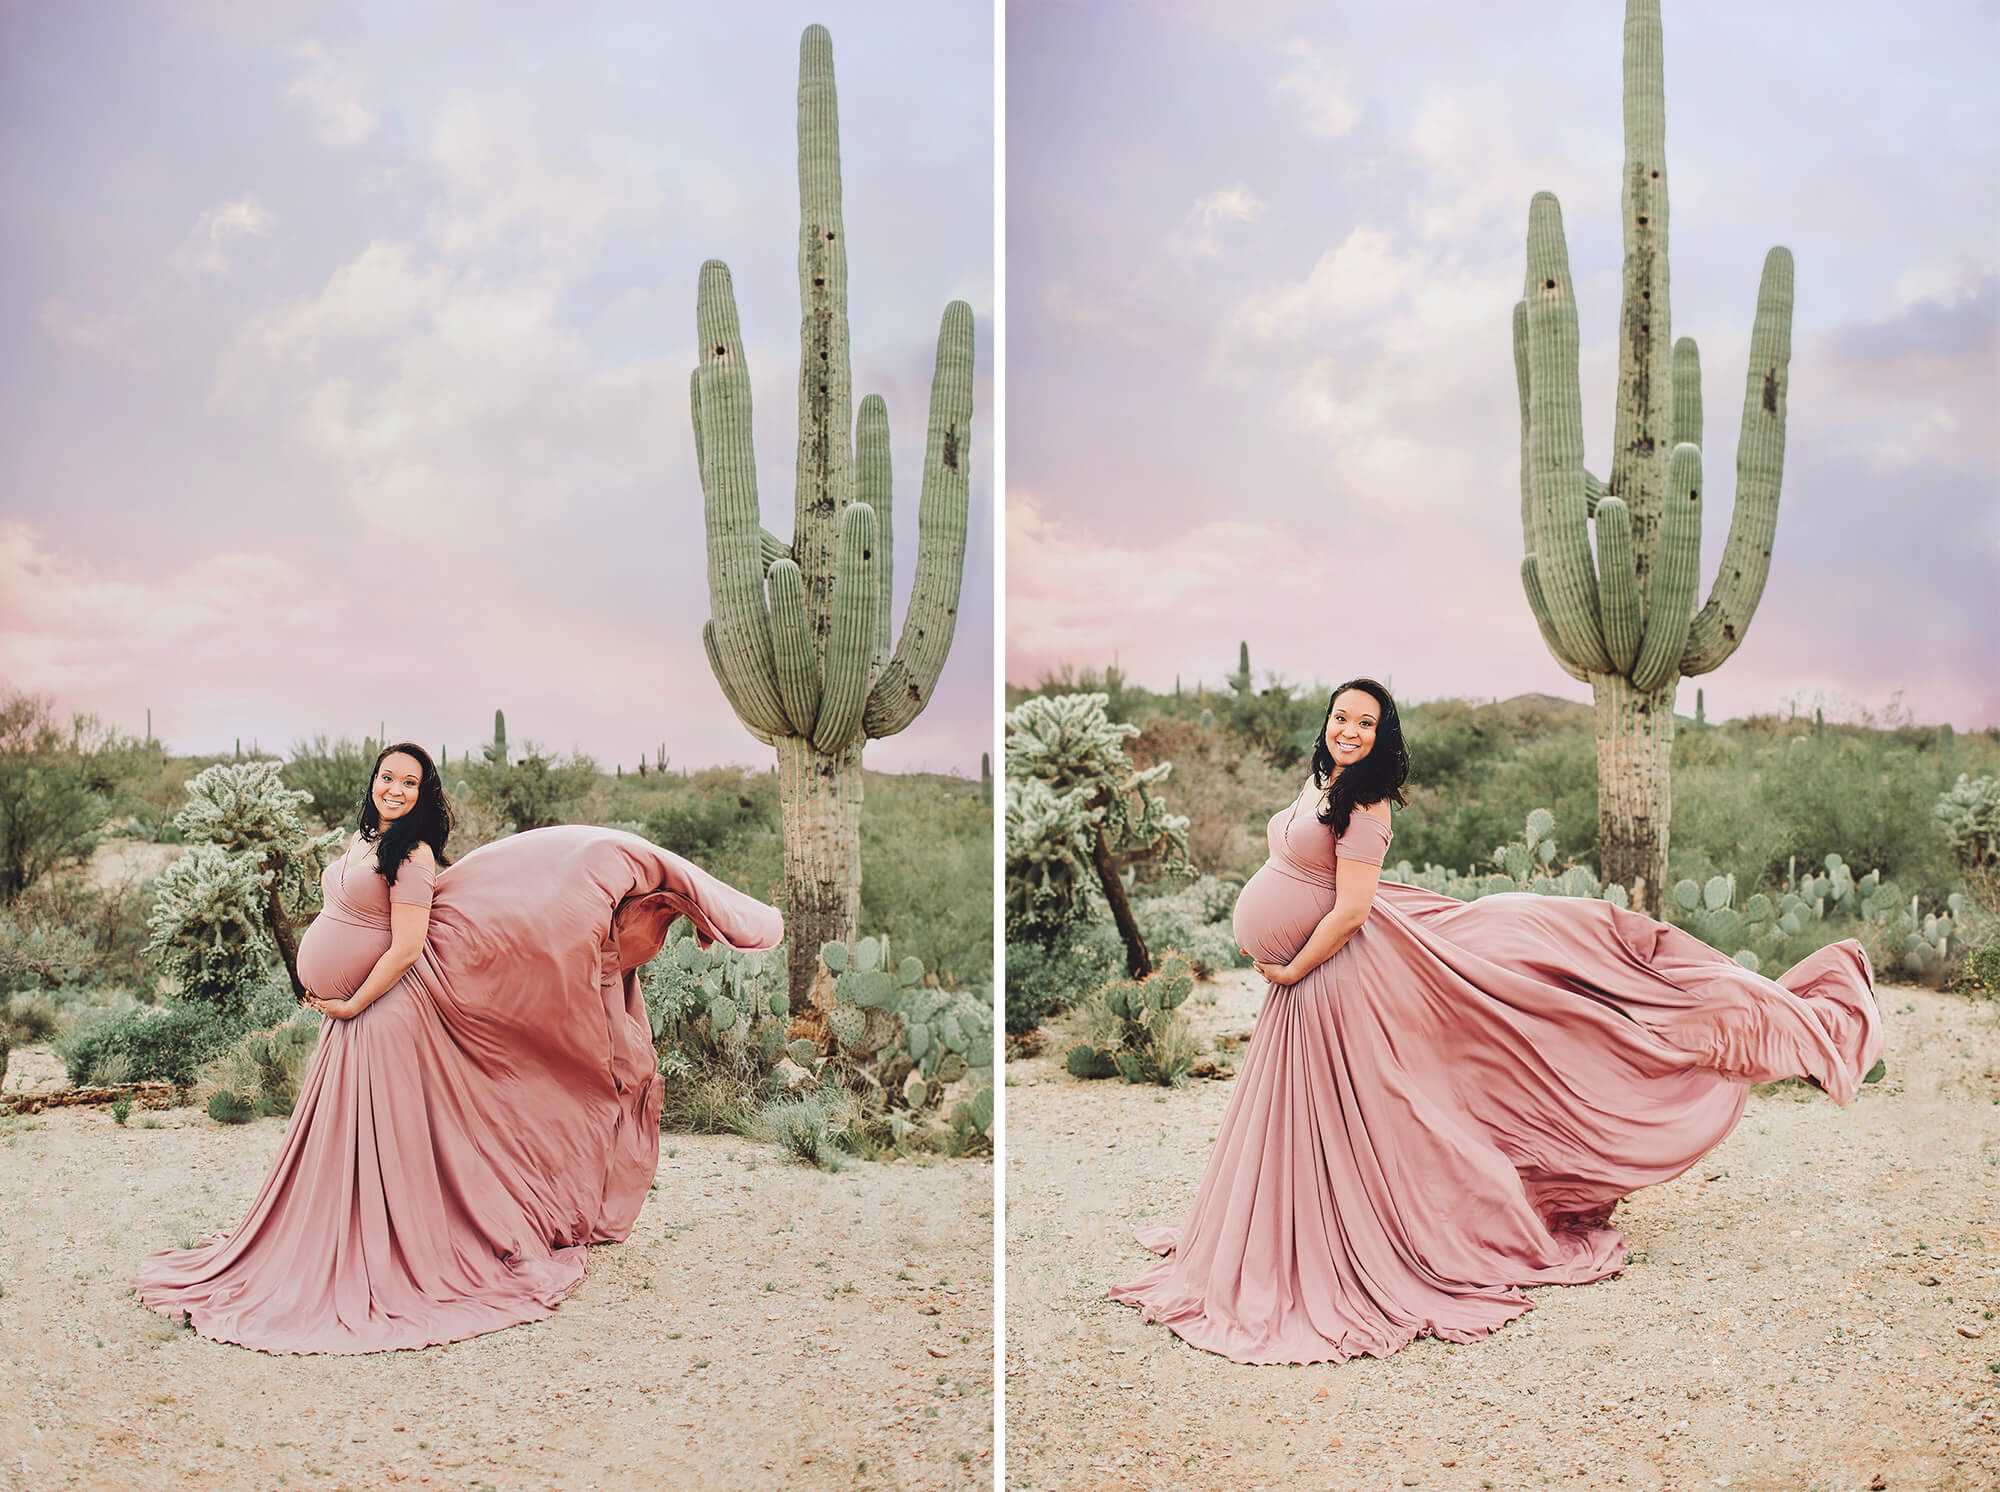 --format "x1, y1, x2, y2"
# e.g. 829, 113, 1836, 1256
167, 761, 344, 1000
1935, 773, 2000, 872
144, 843, 275, 1014
692, 26, 976, 1010
1513, 0, 1796, 915
1005, 693, 1191, 976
